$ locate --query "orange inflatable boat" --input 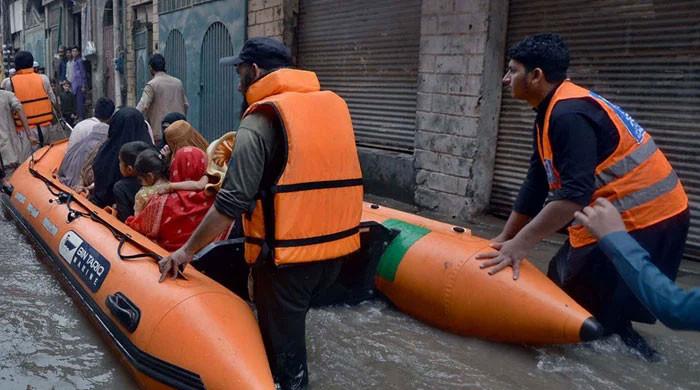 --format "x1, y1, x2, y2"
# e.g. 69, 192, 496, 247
2, 141, 603, 388
363, 205, 603, 344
